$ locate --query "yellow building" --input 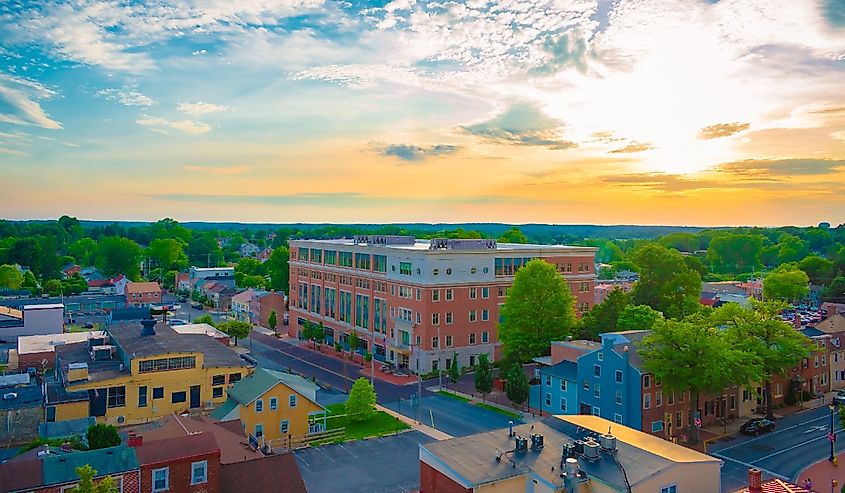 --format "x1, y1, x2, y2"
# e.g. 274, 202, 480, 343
211, 367, 327, 447
49, 318, 251, 426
